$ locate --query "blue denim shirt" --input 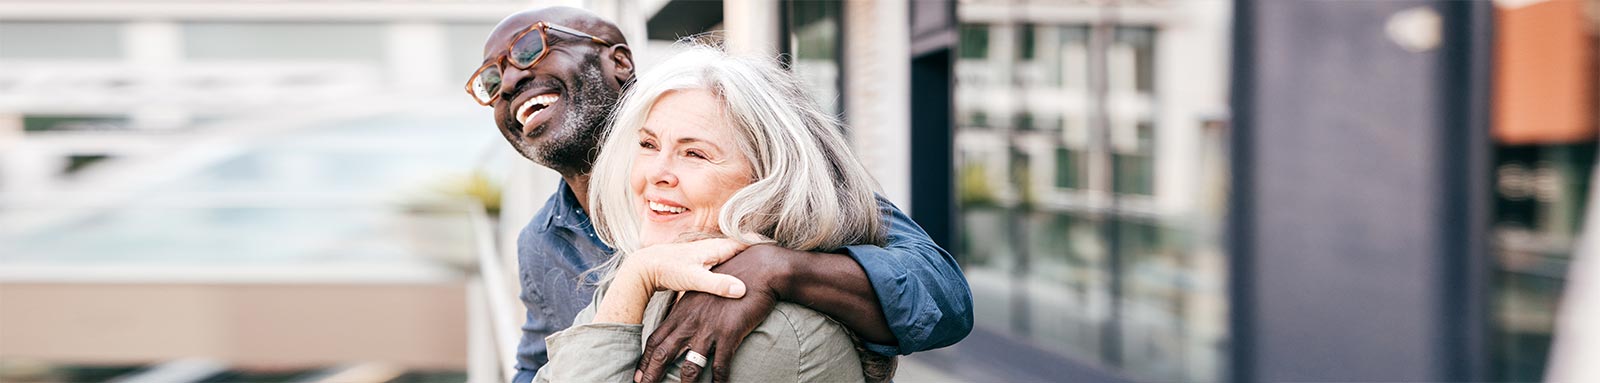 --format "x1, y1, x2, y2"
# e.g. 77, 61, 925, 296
512, 182, 973, 383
